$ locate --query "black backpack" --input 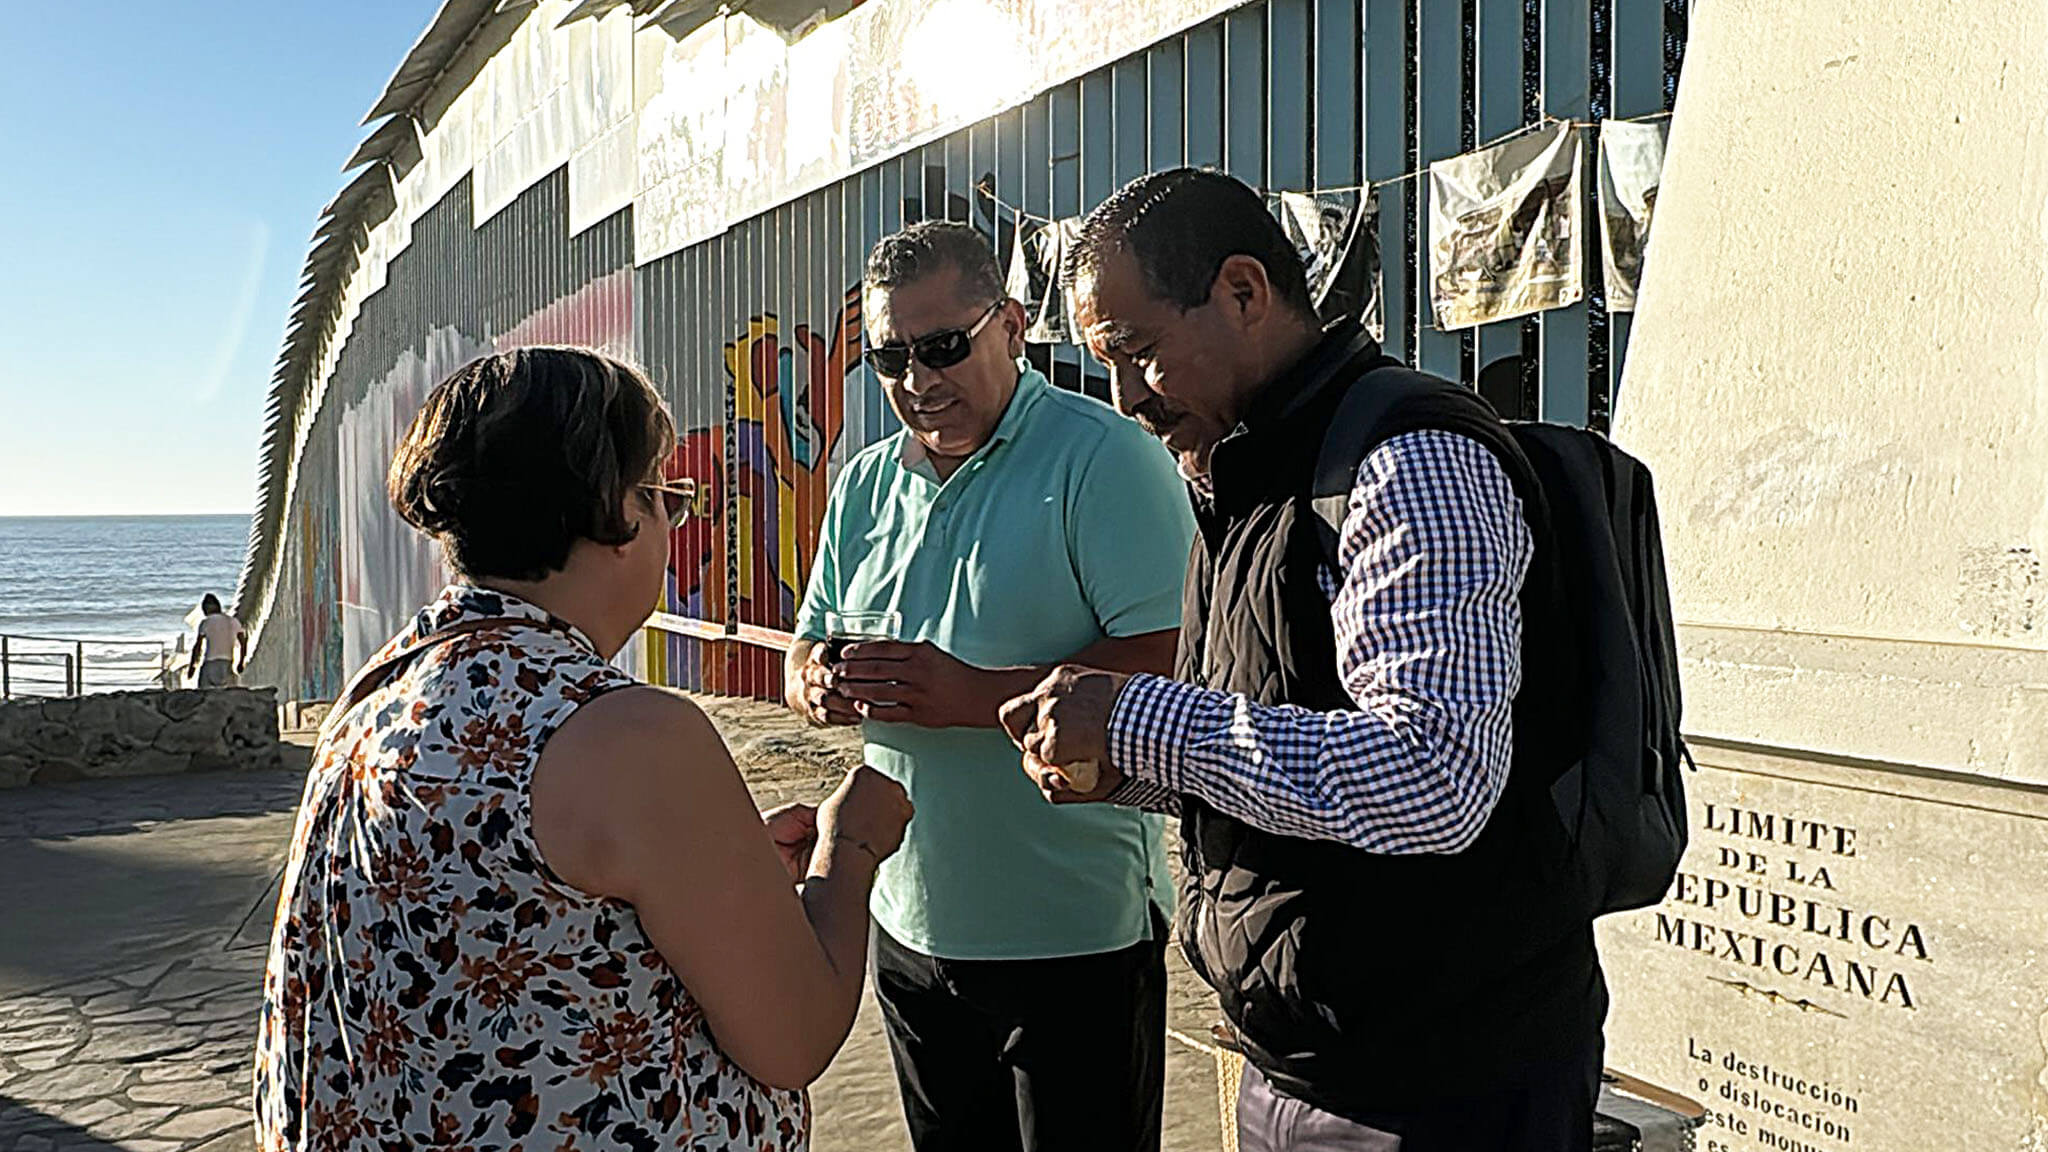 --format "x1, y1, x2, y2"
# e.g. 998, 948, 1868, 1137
1312, 364, 1689, 917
